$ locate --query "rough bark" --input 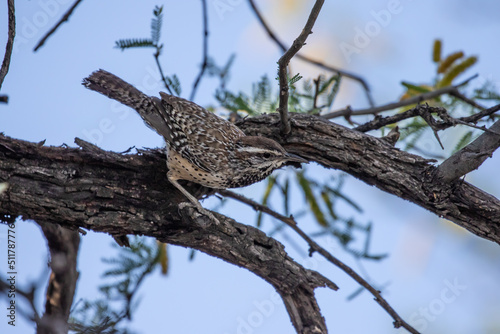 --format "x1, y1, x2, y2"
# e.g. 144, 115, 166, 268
38, 222, 80, 334
0, 133, 336, 334
237, 113, 500, 245
435, 118, 500, 182
1, 111, 499, 333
